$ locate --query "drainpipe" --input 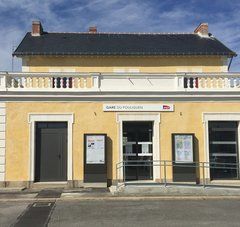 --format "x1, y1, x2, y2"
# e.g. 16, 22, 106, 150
228, 57, 233, 71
